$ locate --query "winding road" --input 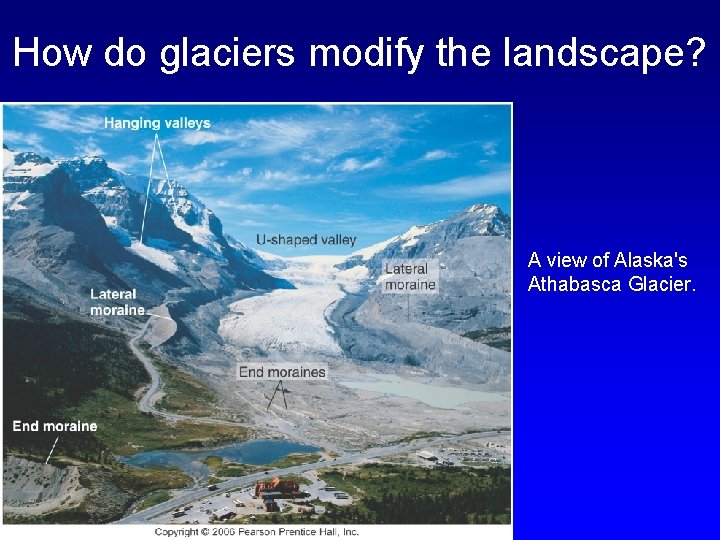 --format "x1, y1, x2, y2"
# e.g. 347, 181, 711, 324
130, 316, 245, 426
122, 308, 509, 525
130, 310, 345, 451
